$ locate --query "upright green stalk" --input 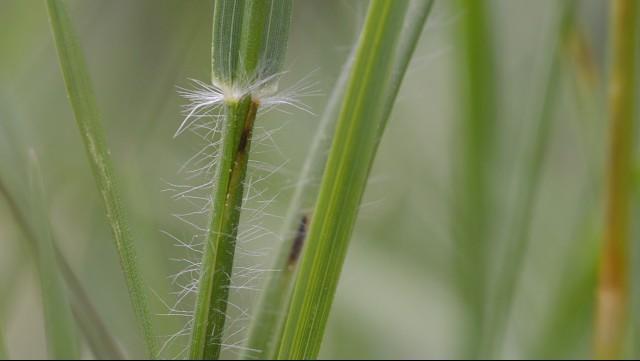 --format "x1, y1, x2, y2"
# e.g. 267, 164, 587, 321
188, 1, 292, 359
245, 1, 433, 359
27, 152, 79, 359
276, 0, 432, 358
595, 0, 638, 358
453, 0, 496, 357
481, 2, 576, 357
46, 0, 156, 357
189, 97, 259, 360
